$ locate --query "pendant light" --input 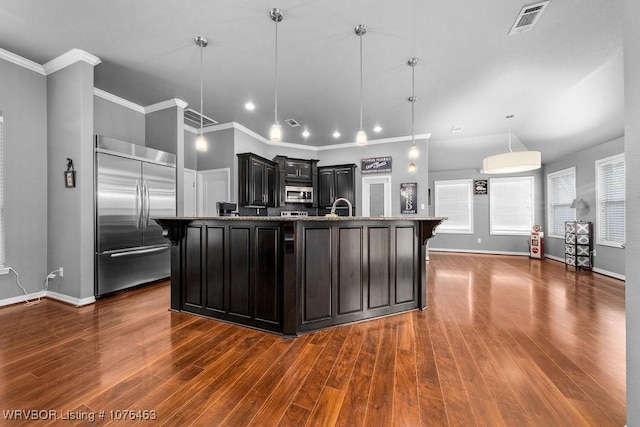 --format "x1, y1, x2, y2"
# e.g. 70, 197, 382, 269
407, 57, 419, 173
355, 24, 367, 146
482, 114, 541, 174
194, 36, 208, 152
269, 8, 284, 142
